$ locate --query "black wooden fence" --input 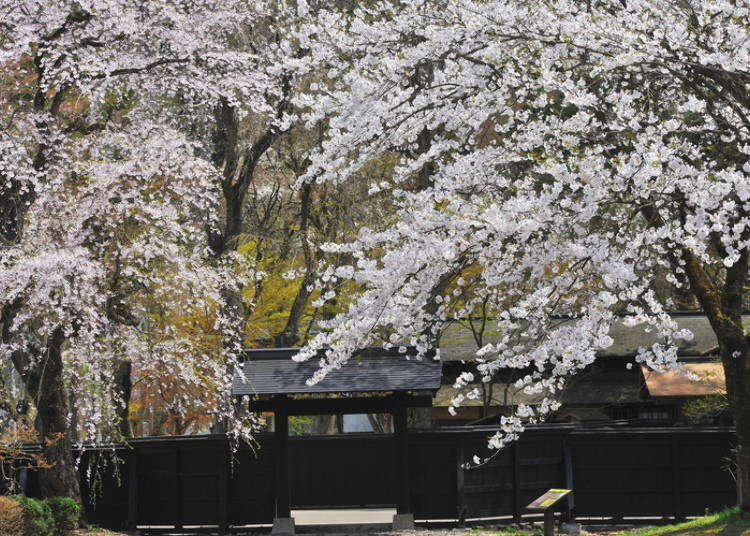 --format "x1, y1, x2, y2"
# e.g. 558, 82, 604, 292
9, 425, 738, 531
